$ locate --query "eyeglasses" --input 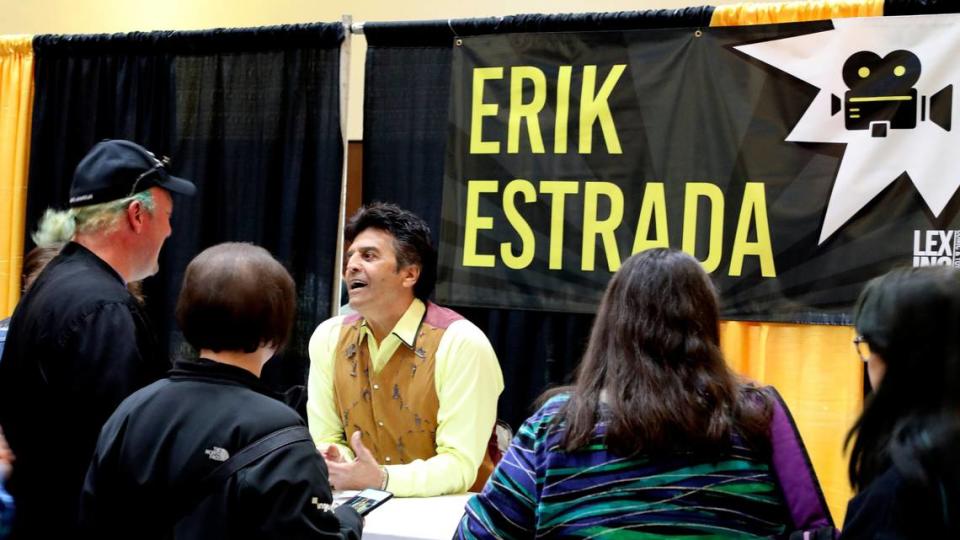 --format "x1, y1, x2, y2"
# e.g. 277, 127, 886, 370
129, 155, 171, 197
853, 335, 872, 363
